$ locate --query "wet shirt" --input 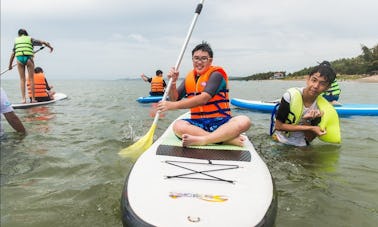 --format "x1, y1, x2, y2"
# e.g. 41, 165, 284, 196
274, 87, 320, 146
1, 88, 14, 137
